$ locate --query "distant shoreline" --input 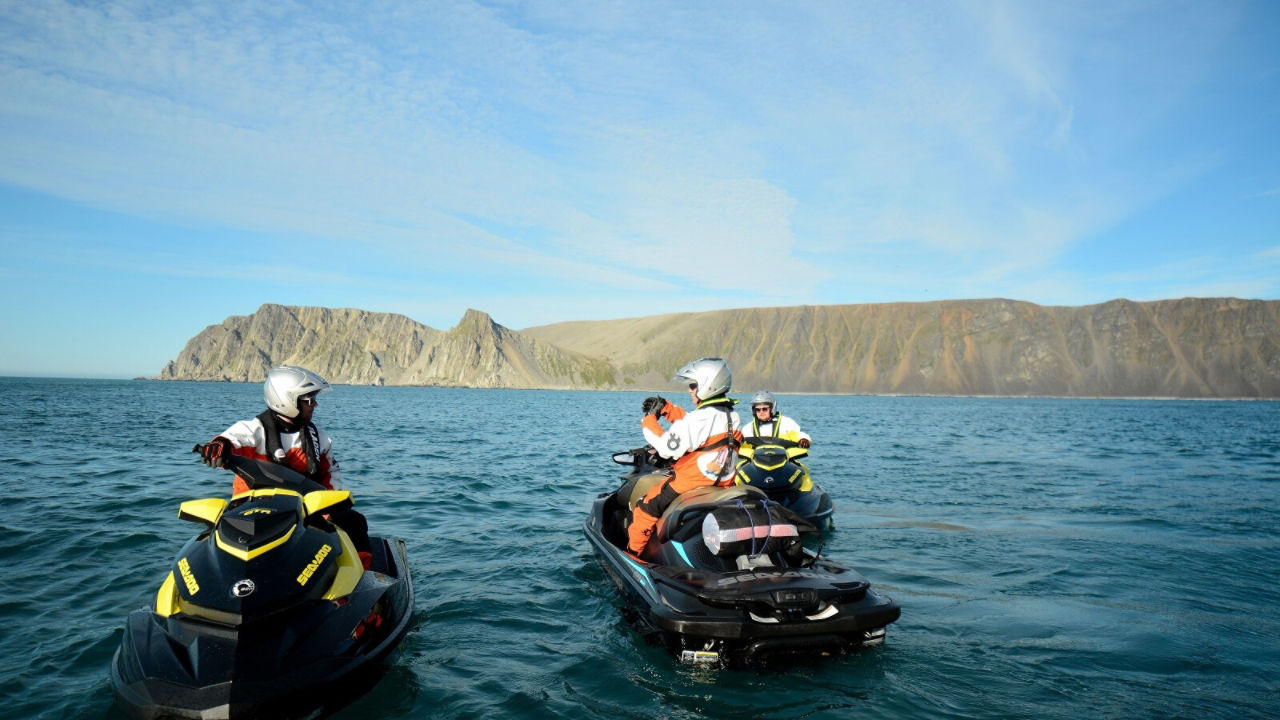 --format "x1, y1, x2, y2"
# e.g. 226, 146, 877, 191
6, 376, 1273, 402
